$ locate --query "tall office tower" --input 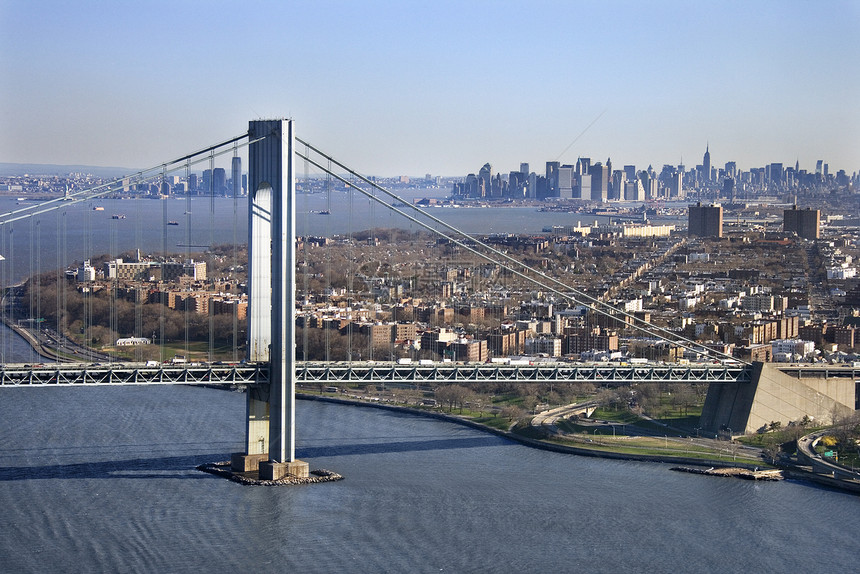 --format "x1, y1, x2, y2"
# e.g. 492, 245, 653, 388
231, 156, 242, 197
464, 173, 478, 197
624, 178, 645, 201
528, 172, 537, 198
188, 173, 198, 194
213, 167, 227, 195
768, 163, 784, 189
605, 158, 613, 197
575, 157, 591, 176
520, 163, 529, 176
670, 172, 684, 199
612, 171, 627, 201
202, 169, 212, 195
783, 206, 820, 239
559, 165, 574, 198
578, 173, 592, 200
703, 145, 711, 183
815, 160, 823, 175
545, 161, 560, 197
638, 172, 657, 200
478, 163, 492, 198
590, 163, 609, 202
725, 161, 737, 180
688, 202, 723, 237
509, 171, 527, 198
722, 178, 735, 201
623, 165, 636, 182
